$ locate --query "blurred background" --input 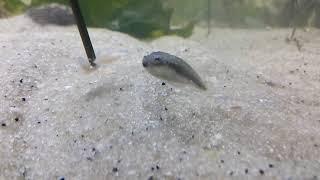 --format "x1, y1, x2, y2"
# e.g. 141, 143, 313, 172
1, 0, 319, 38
